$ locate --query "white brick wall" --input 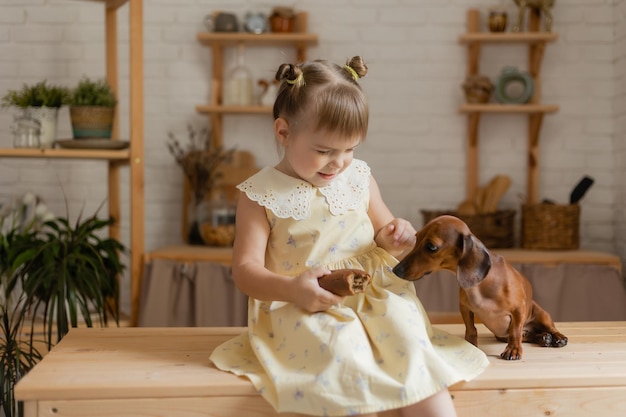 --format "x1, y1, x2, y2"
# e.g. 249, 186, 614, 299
0, 0, 624, 313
